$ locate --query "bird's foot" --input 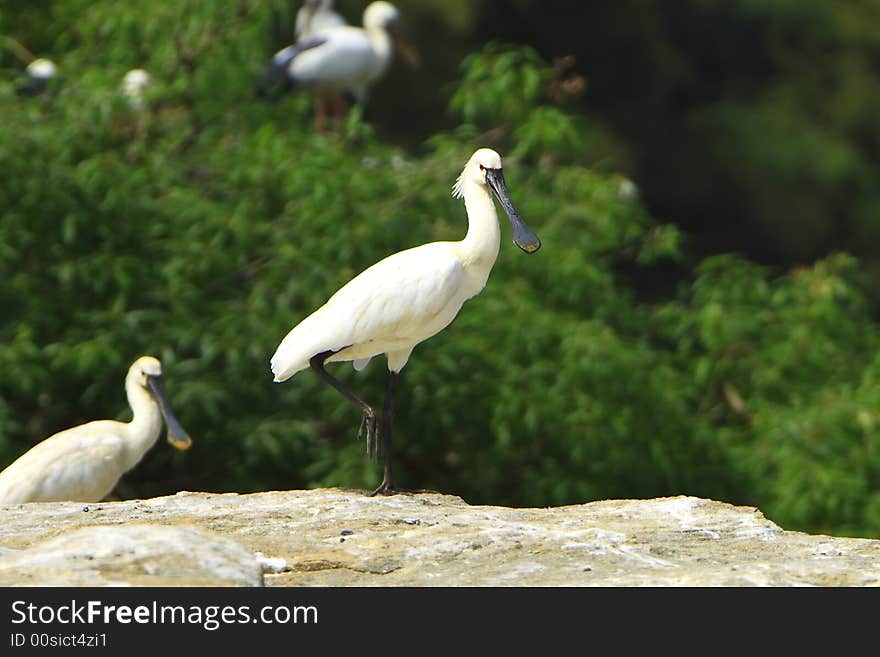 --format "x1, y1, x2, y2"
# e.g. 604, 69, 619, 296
367, 479, 398, 497
357, 407, 378, 458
